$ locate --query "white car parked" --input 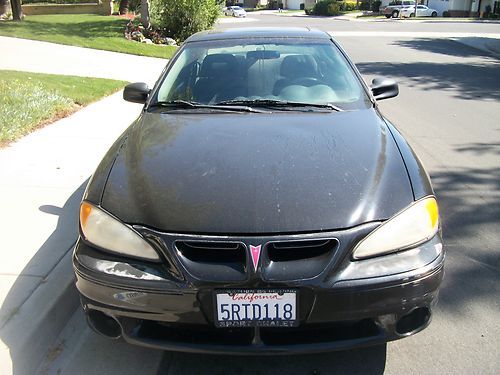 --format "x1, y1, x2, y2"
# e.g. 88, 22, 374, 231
400, 5, 438, 17
224, 6, 247, 17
